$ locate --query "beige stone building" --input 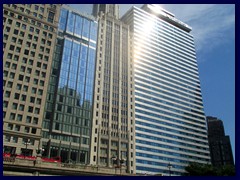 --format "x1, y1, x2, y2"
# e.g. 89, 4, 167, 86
3, 4, 61, 157
90, 4, 136, 174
